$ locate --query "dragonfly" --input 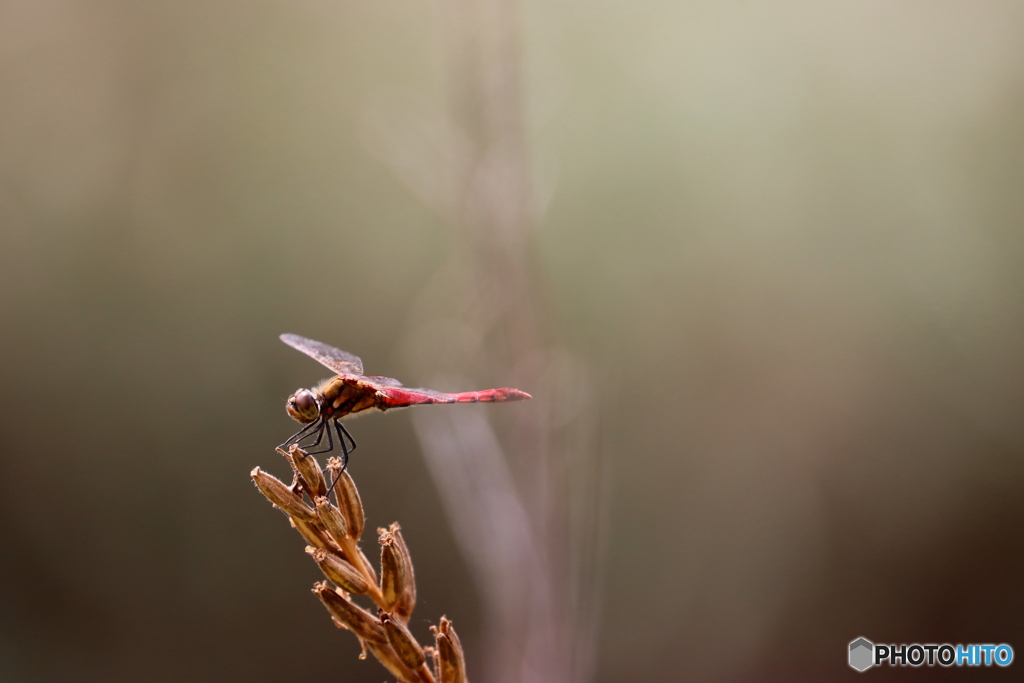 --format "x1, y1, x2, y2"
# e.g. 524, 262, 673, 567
279, 333, 531, 470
